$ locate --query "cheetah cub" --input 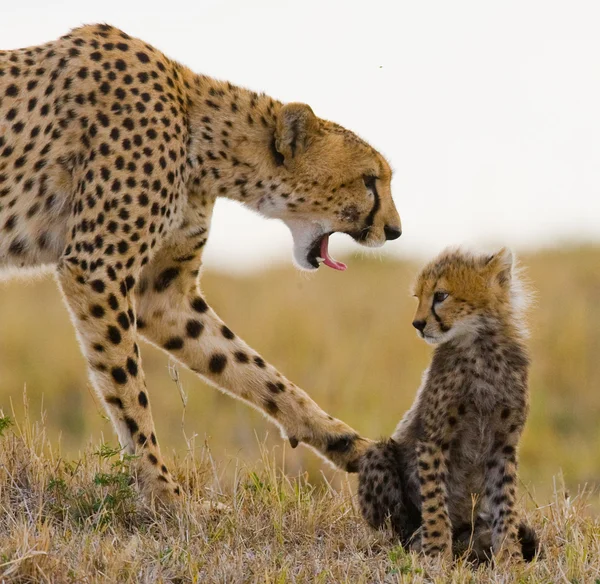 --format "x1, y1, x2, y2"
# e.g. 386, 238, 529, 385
358, 248, 539, 562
